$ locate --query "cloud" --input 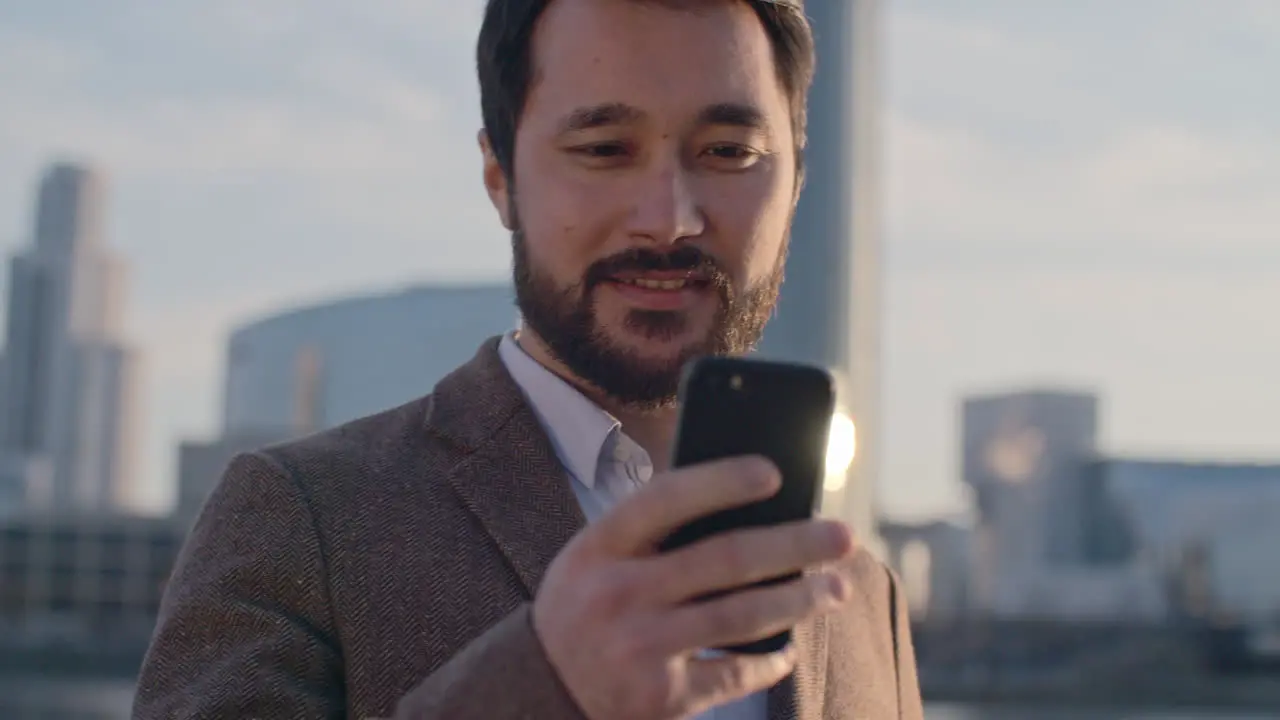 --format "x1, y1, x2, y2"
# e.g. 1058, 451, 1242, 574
886, 114, 1280, 266
0, 0, 495, 182
1235, 0, 1280, 38
1078, 126, 1273, 197
0, 52, 460, 178
0, 27, 87, 85
884, 1, 1280, 268
0, 0, 506, 287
